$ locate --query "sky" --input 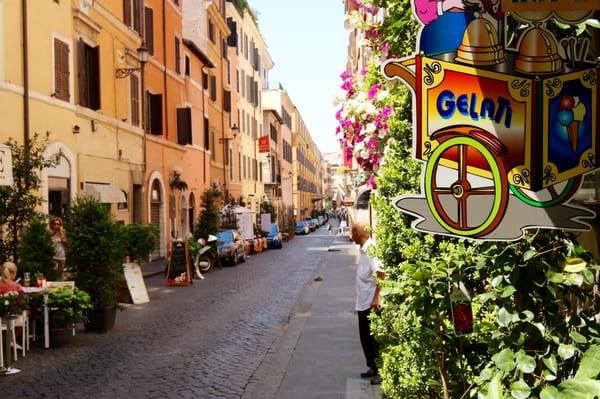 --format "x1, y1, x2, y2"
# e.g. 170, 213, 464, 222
250, 0, 348, 155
